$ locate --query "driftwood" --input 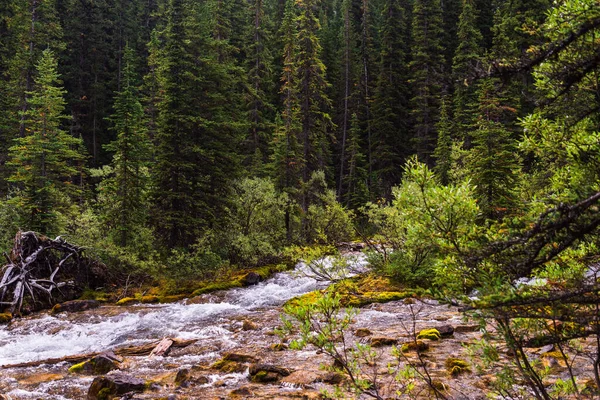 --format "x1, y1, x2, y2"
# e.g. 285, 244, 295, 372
1, 337, 197, 369
149, 337, 174, 357
0, 231, 104, 315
